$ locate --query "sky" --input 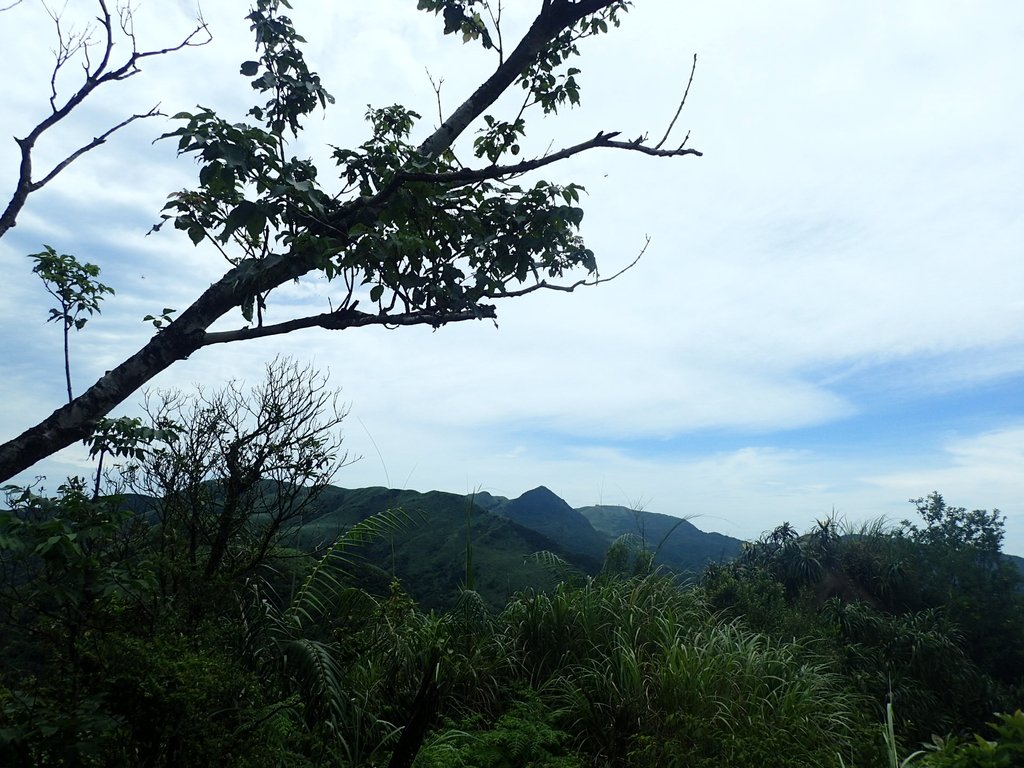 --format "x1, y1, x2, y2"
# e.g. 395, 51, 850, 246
1, 1, 1022, 552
